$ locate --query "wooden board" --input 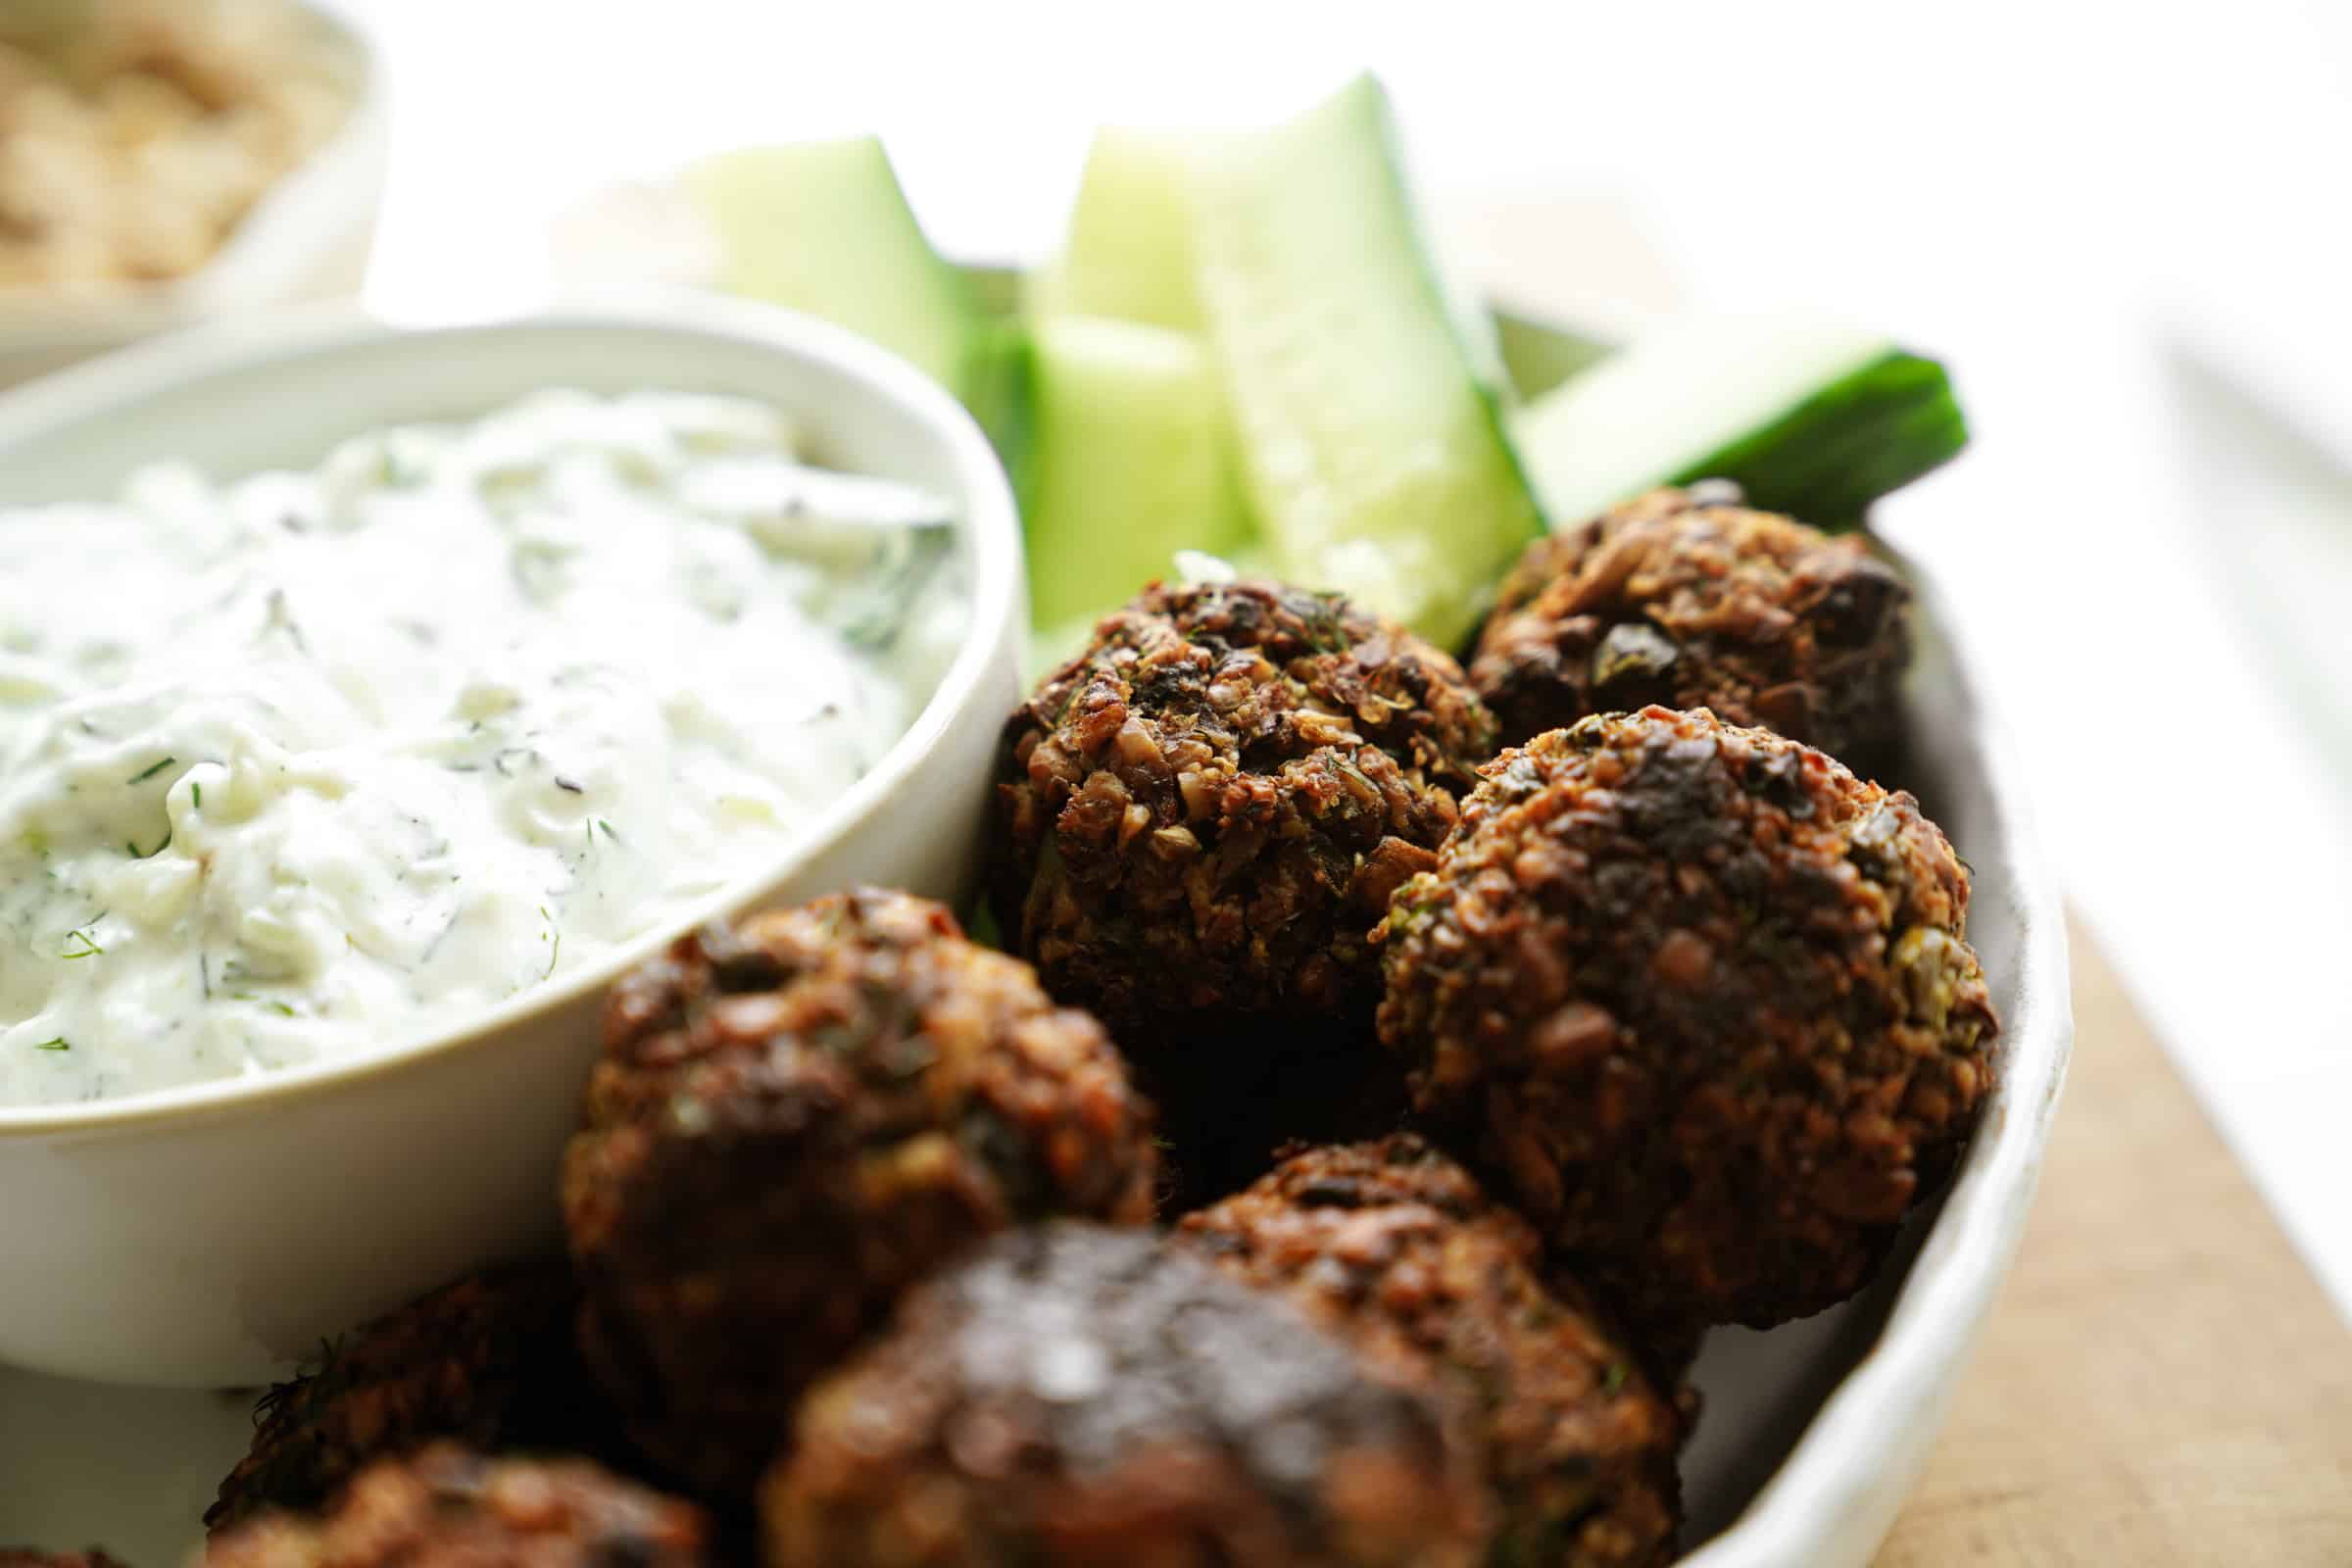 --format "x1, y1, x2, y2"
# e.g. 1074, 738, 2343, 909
1874, 920, 2352, 1564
